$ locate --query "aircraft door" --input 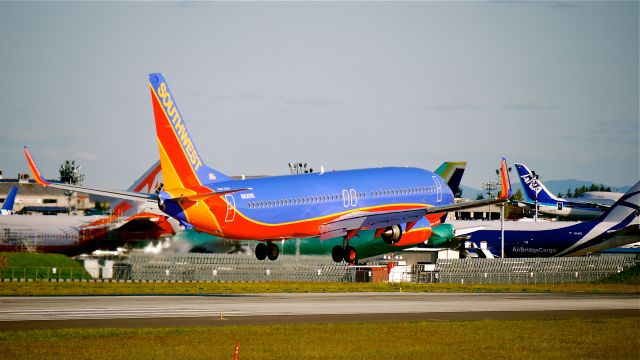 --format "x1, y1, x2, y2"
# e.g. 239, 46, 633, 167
349, 189, 357, 207
432, 176, 443, 202
224, 194, 236, 222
